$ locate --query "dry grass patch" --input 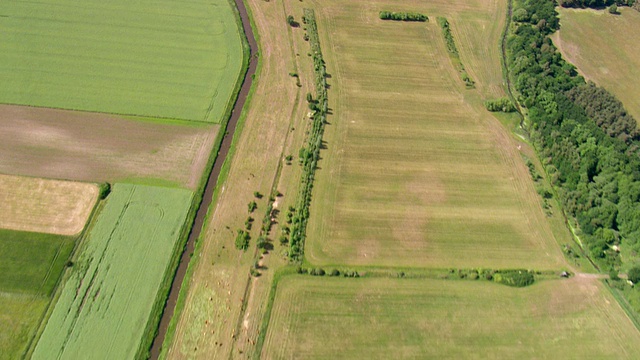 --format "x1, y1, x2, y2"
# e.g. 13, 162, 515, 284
305, 0, 565, 269
262, 276, 640, 359
0, 105, 218, 189
552, 8, 640, 121
0, 174, 97, 236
